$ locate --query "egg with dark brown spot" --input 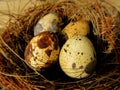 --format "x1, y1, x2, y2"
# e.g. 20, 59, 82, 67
59, 35, 96, 79
37, 33, 51, 48
24, 31, 60, 70
62, 18, 90, 39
